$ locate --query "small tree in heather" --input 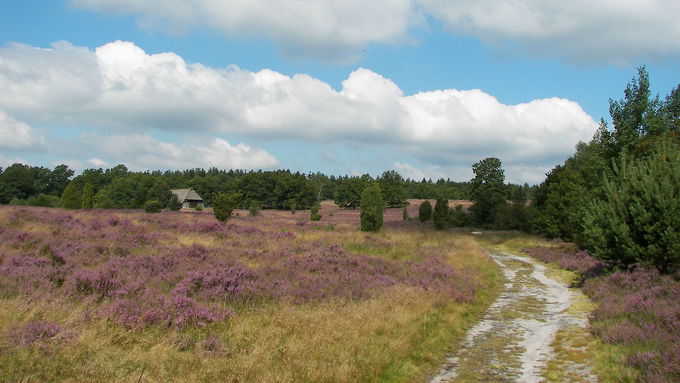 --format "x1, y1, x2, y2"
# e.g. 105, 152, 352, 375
360, 184, 384, 232
60, 182, 79, 209
167, 193, 181, 211
310, 202, 321, 221
212, 192, 242, 222
81, 182, 94, 209
402, 207, 409, 221
248, 200, 261, 216
288, 199, 297, 214
433, 199, 449, 230
418, 201, 432, 223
